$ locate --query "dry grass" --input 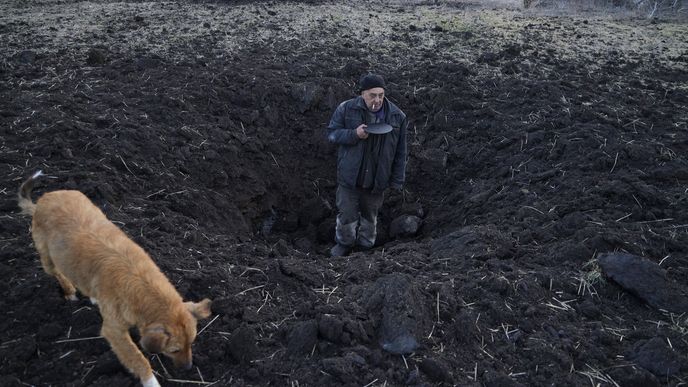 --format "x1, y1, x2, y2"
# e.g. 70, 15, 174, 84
576, 258, 605, 297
